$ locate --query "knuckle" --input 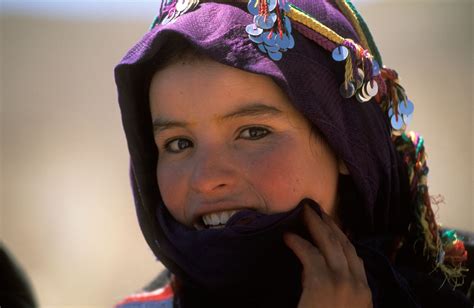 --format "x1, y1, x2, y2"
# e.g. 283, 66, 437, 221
308, 248, 322, 260
354, 280, 369, 291
326, 236, 345, 254
344, 239, 355, 251
345, 242, 358, 256
332, 273, 352, 288
329, 260, 347, 276
339, 236, 355, 249
328, 232, 339, 243
299, 239, 312, 251
305, 272, 324, 288
294, 238, 314, 255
